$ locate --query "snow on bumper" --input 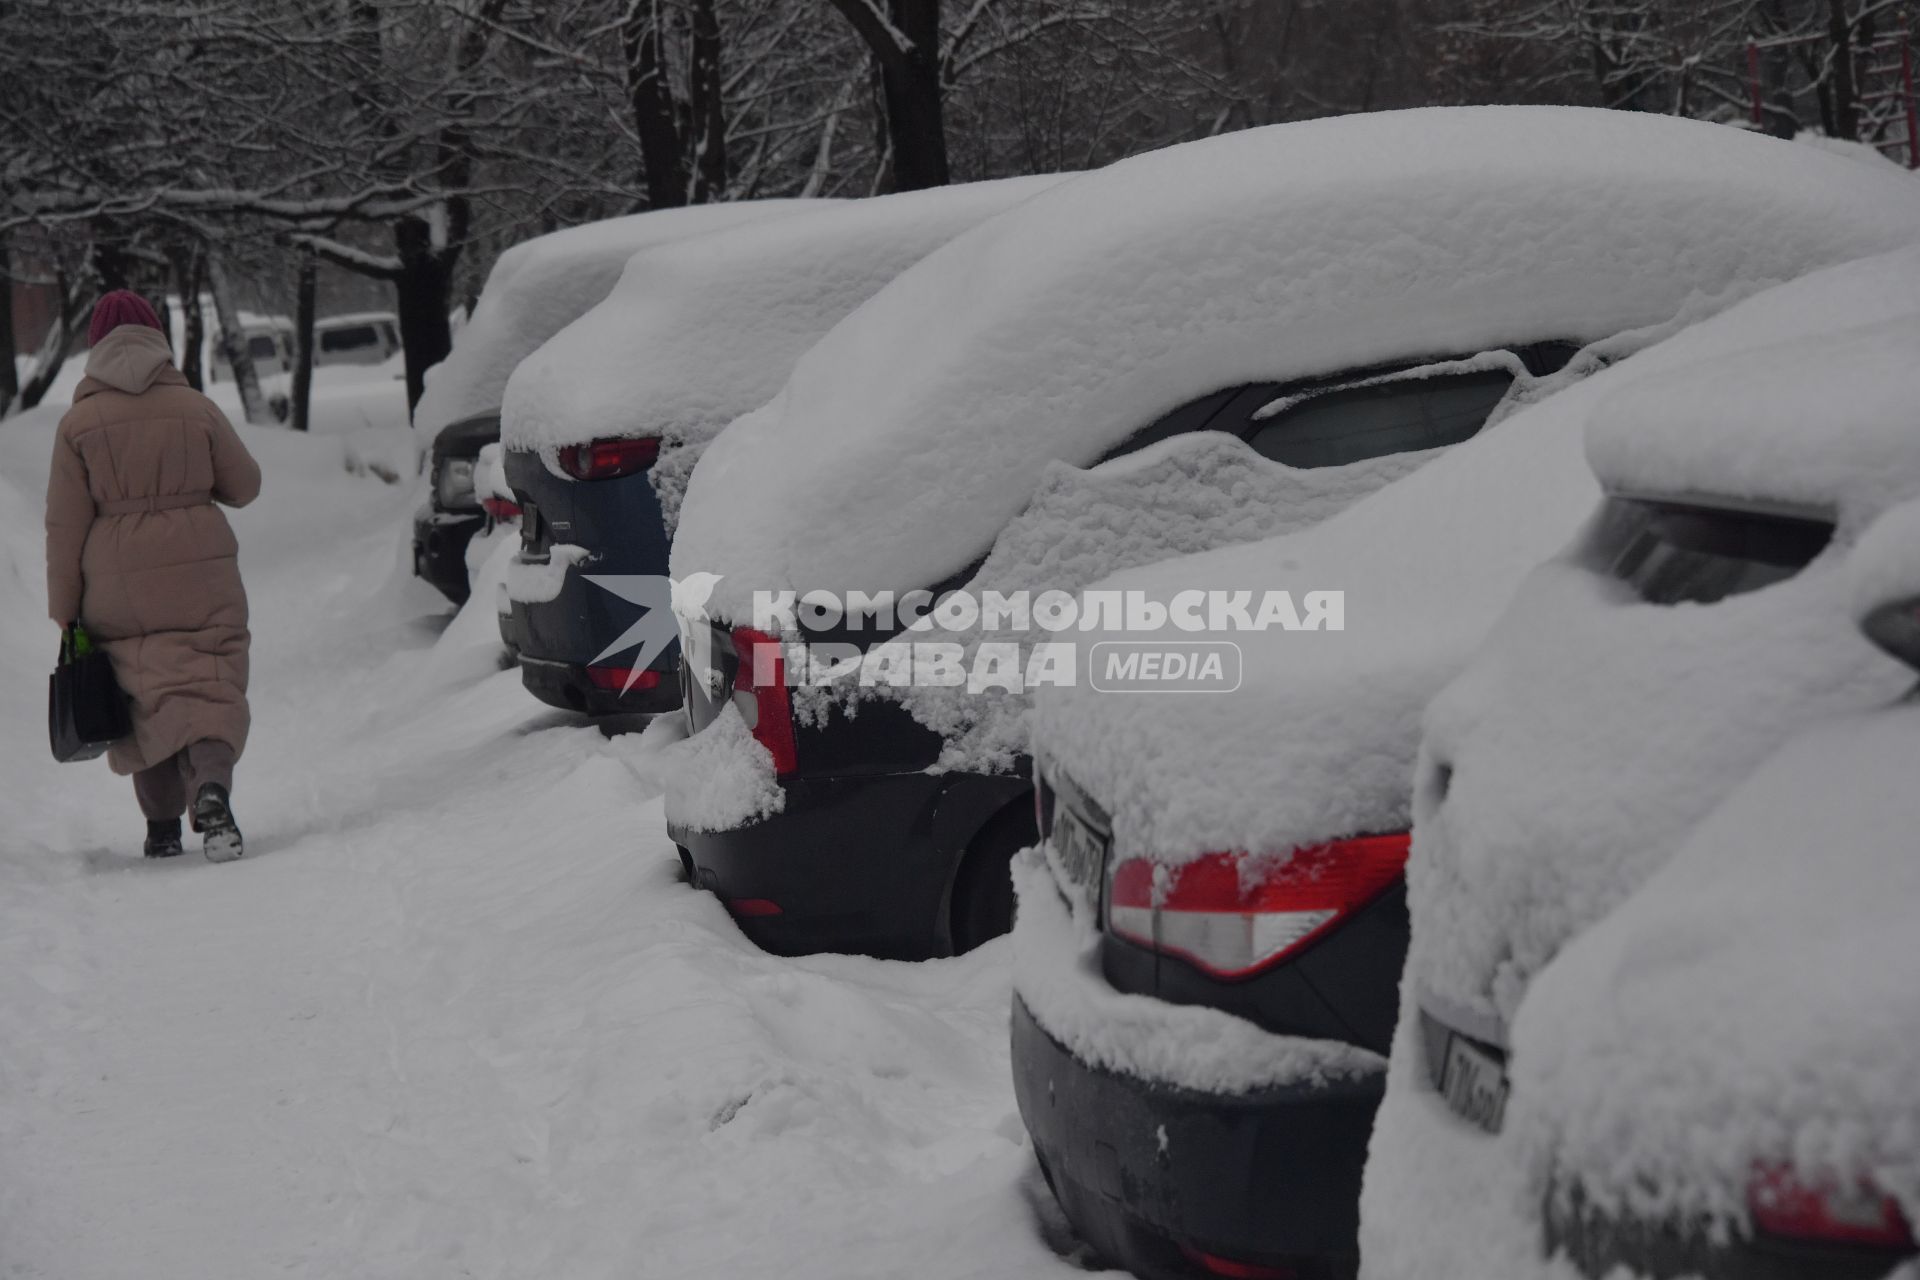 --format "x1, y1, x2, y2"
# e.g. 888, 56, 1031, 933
505, 542, 589, 604
1009, 847, 1381, 1097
